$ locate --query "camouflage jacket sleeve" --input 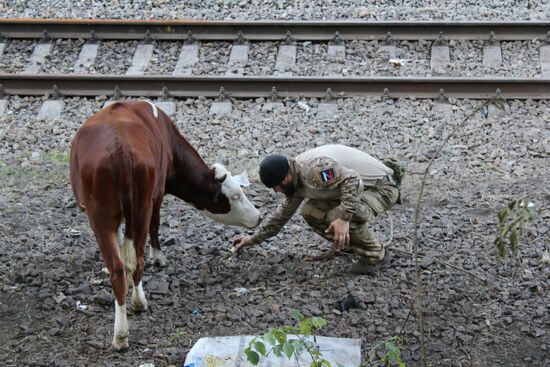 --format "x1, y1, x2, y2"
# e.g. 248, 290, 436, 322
250, 194, 304, 244
302, 156, 363, 221
336, 167, 363, 221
